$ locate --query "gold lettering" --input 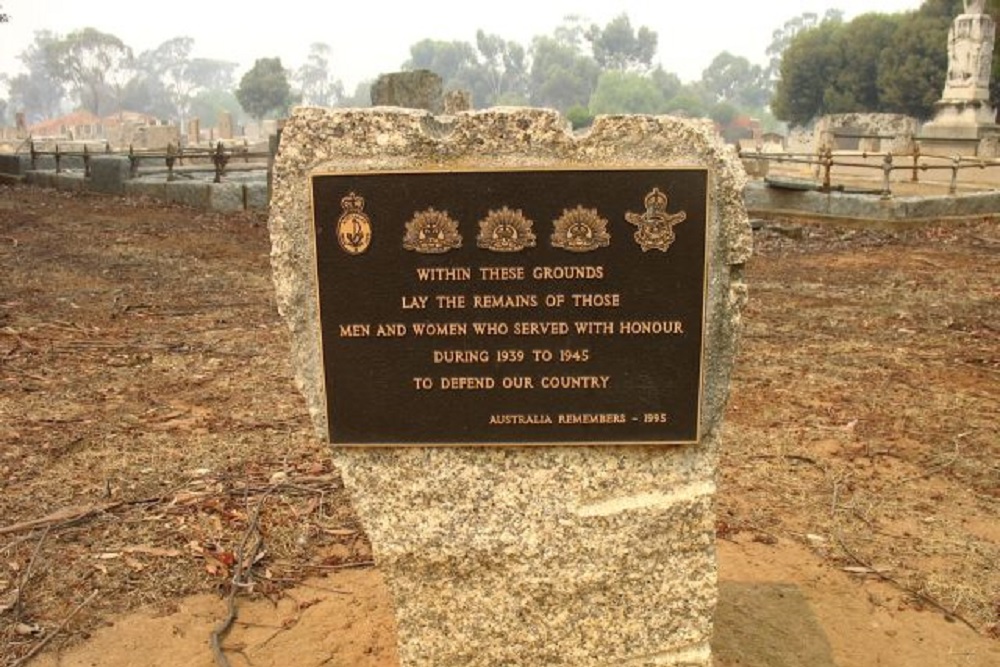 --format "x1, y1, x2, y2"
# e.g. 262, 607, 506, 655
618, 320, 684, 335
570, 293, 620, 308
439, 376, 496, 390
339, 324, 370, 337
531, 265, 605, 280
416, 267, 472, 281
539, 375, 611, 390
479, 266, 525, 281
473, 294, 538, 308
433, 350, 490, 364
512, 321, 570, 335
435, 295, 466, 309
411, 322, 468, 336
